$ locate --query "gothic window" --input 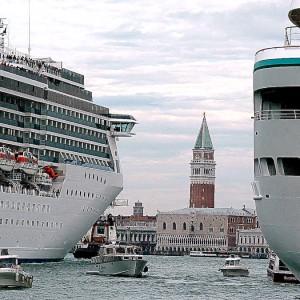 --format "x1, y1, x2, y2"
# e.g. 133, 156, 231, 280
183, 222, 187, 230
173, 222, 176, 230
163, 222, 166, 230
200, 222, 203, 230
191, 224, 194, 232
